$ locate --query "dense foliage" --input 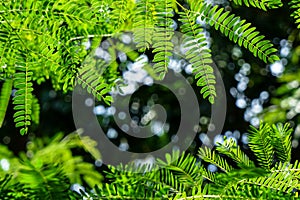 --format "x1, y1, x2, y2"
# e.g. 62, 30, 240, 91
0, 0, 300, 199
0, 0, 291, 134
0, 122, 299, 199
